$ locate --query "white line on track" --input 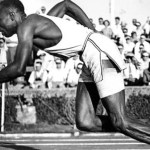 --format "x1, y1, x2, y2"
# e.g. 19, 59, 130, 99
11, 142, 146, 146
0, 132, 125, 138
0, 138, 136, 142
